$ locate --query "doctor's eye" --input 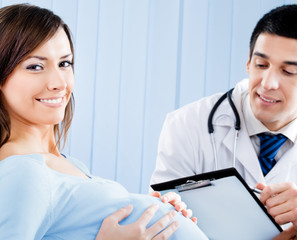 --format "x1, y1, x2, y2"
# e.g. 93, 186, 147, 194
282, 66, 297, 76
26, 64, 43, 71
282, 69, 296, 76
255, 64, 268, 69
